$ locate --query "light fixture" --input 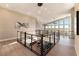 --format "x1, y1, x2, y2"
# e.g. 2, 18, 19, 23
37, 3, 43, 7
38, 10, 41, 14
6, 4, 9, 7
44, 8, 47, 10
